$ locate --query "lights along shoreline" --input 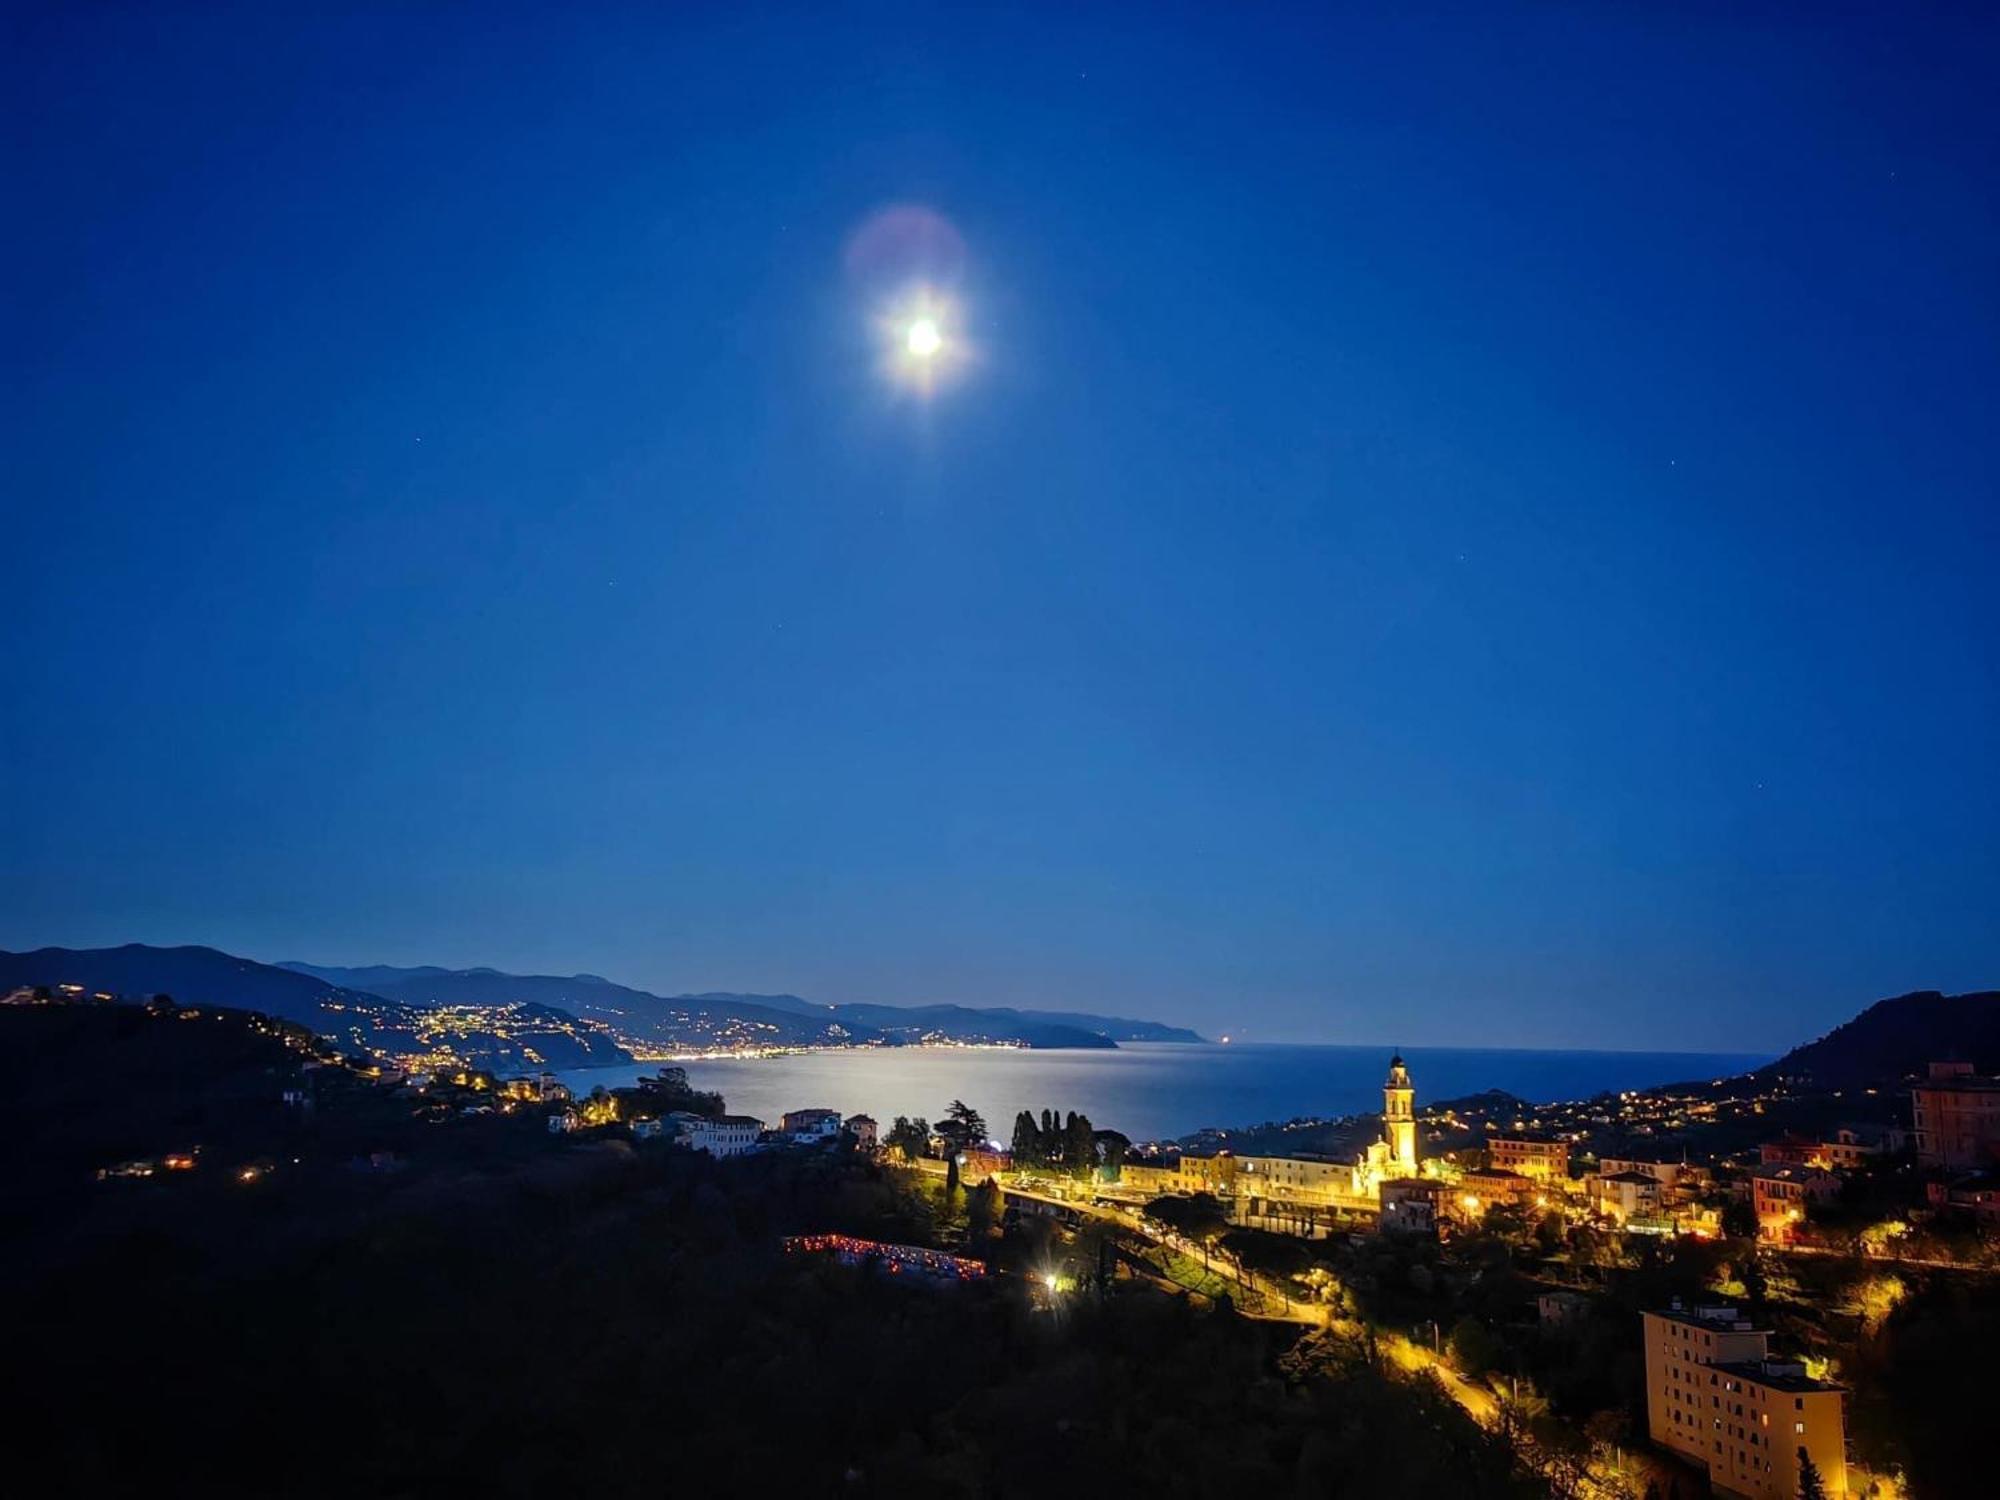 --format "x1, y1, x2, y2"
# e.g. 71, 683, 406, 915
558, 1042, 1774, 1146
